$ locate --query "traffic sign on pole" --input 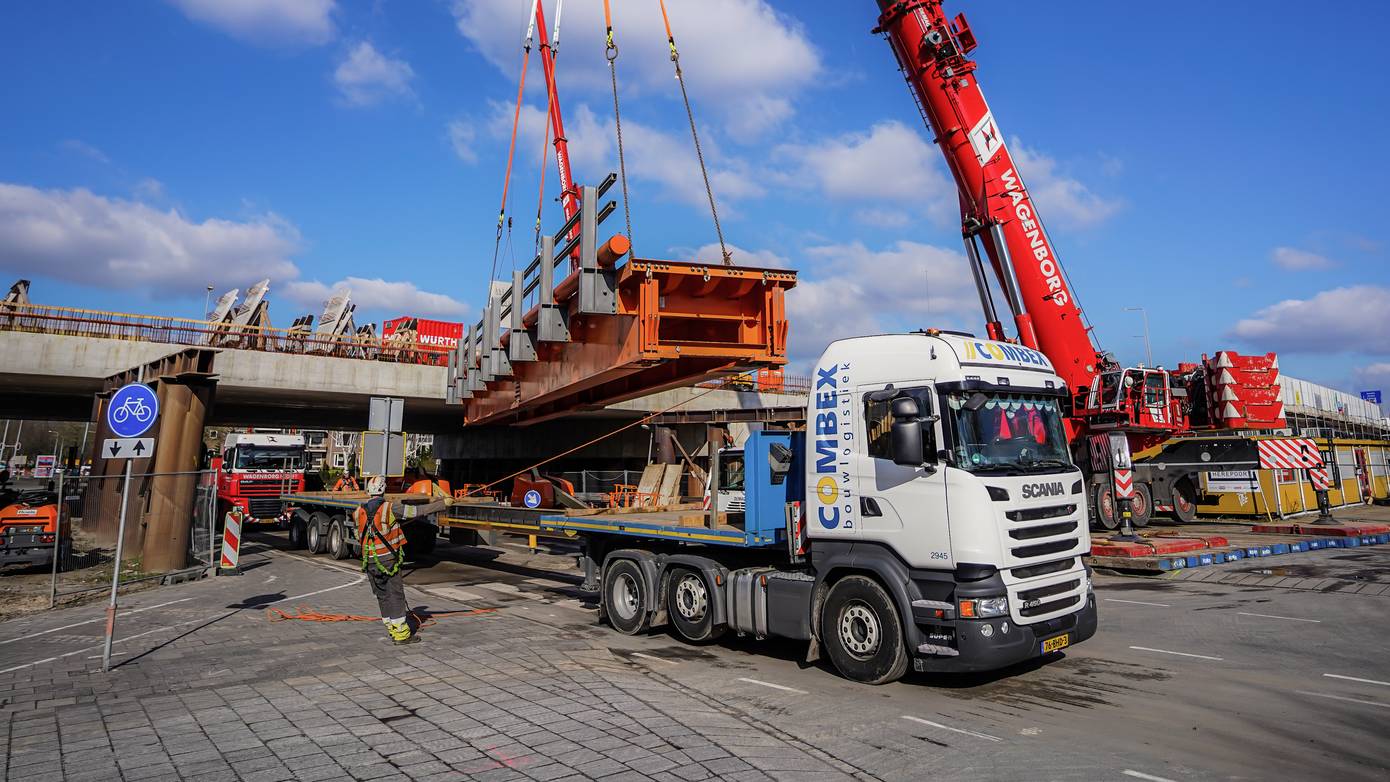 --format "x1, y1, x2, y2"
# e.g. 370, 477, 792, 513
107, 383, 159, 439
102, 438, 155, 460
